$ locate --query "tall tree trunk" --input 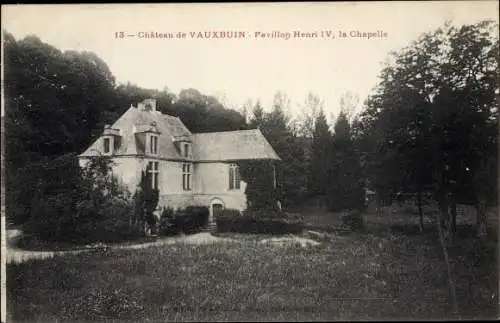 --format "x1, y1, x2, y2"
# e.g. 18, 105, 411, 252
475, 199, 488, 237
436, 164, 451, 244
436, 214, 459, 316
472, 158, 491, 238
438, 196, 451, 245
417, 190, 424, 232
450, 197, 457, 237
